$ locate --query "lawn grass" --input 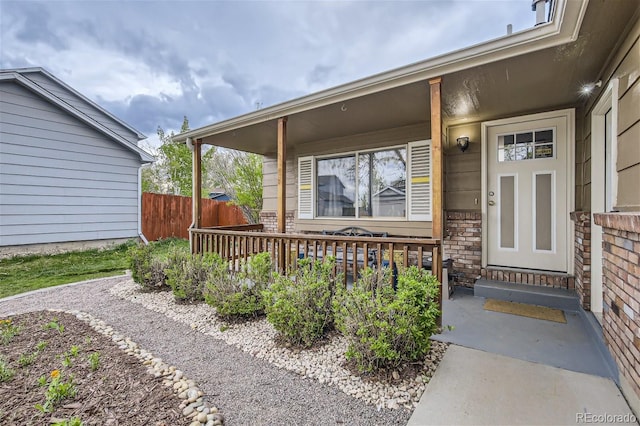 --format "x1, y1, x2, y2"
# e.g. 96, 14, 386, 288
0, 239, 188, 299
